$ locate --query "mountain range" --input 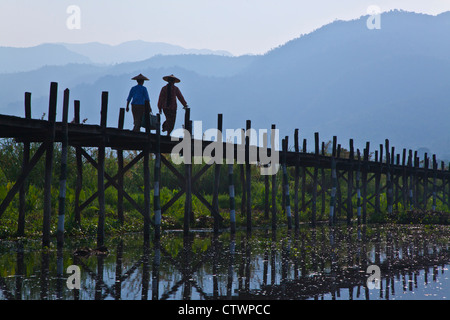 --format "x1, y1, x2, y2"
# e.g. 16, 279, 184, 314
1, 10, 449, 161
0, 40, 232, 73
